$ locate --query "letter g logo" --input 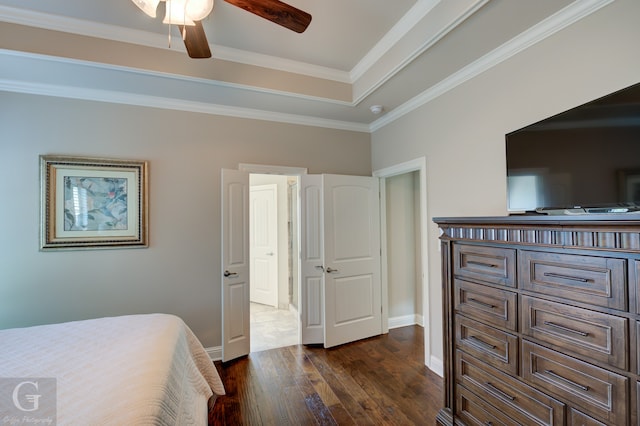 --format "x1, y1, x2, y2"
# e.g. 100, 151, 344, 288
12, 381, 41, 412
